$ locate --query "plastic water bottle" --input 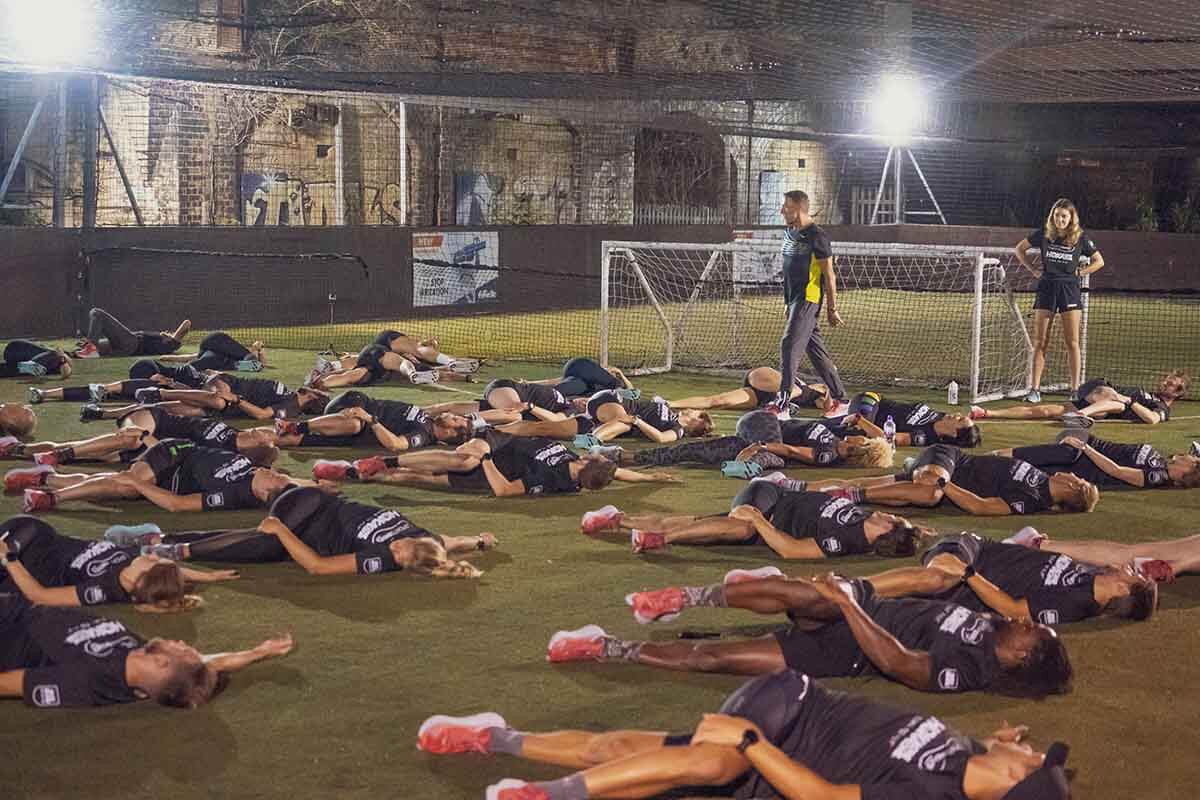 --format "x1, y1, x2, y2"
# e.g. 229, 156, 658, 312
883, 415, 897, 451
947, 380, 960, 405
